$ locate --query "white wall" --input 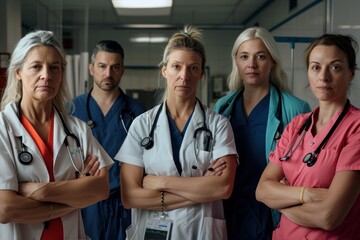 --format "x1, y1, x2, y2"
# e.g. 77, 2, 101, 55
4, 0, 359, 108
